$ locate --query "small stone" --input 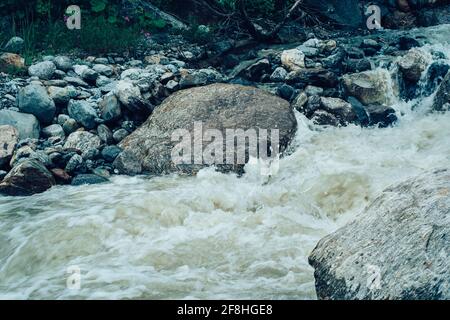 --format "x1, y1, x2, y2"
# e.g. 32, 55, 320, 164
99, 93, 121, 122
97, 124, 114, 145
101, 145, 122, 162
65, 154, 83, 173
113, 129, 129, 143
68, 100, 98, 129
270, 67, 288, 82
62, 119, 79, 135
42, 124, 65, 139
53, 56, 73, 71
93, 64, 113, 77
28, 61, 56, 80
71, 174, 108, 186
64, 131, 101, 153
0, 125, 19, 169
281, 49, 306, 71
51, 168, 72, 184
